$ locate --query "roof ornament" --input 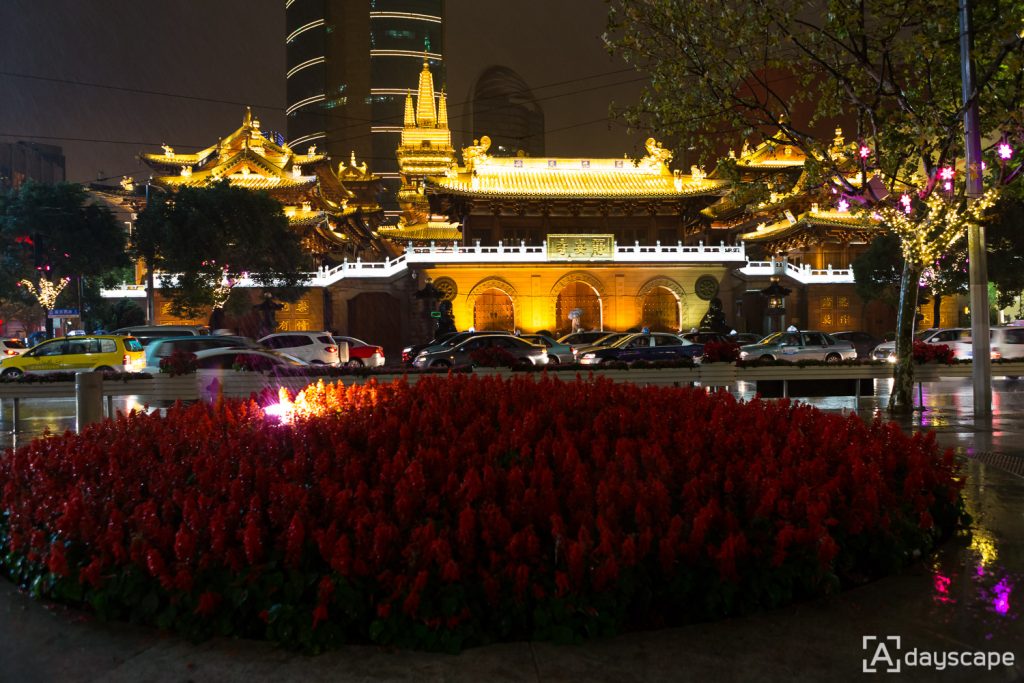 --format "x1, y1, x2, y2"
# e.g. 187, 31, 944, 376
243, 107, 253, 127
120, 176, 134, 192
728, 149, 736, 159
350, 151, 357, 167
673, 169, 684, 192
162, 144, 174, 158
181, 165, 192, 178
639, 138, 672, 171
307, 144, 317, 155
462, 136, 491, 172
292, 165, 302, 179
690, 165, 706, 182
